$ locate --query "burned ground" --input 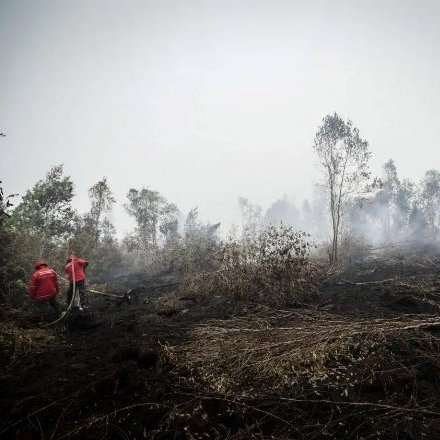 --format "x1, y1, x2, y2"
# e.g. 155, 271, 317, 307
1, 258, 440, 439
